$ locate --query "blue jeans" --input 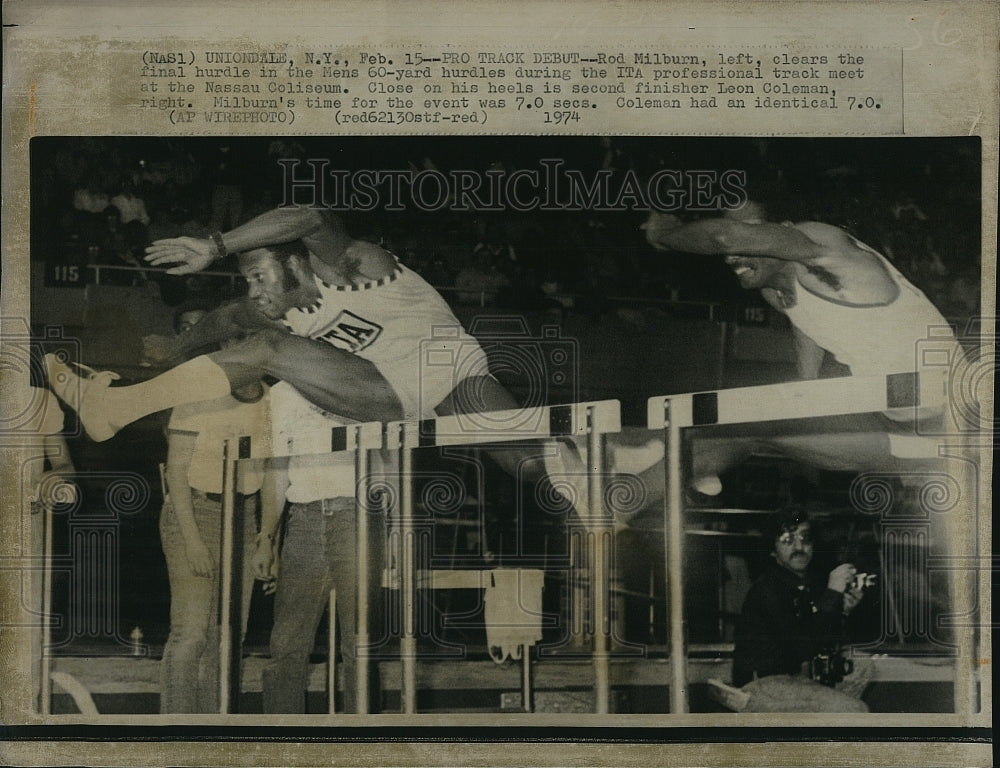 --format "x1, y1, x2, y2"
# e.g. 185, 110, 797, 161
262, 498, 384, 714
159, 493, 255, 714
